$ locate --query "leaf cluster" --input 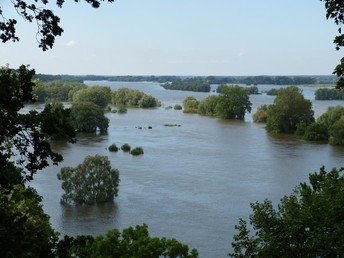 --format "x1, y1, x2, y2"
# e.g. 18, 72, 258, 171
230, 166, 344, 257
57, 224, 199, 258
